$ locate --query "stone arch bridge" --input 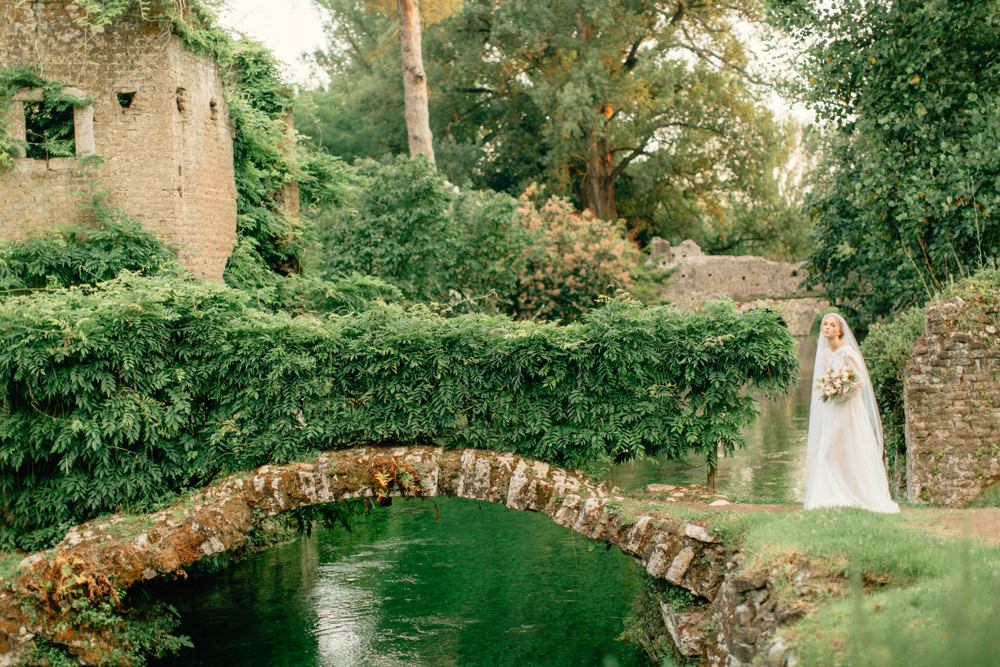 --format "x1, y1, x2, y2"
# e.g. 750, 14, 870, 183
2, 447, 804, 667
